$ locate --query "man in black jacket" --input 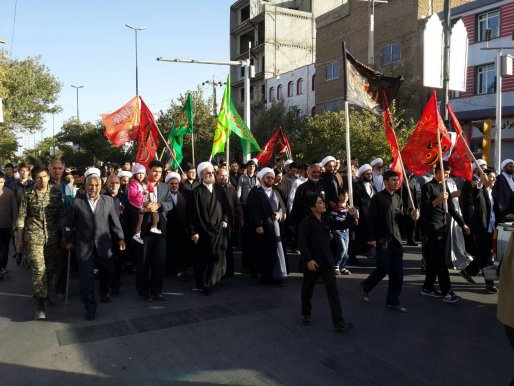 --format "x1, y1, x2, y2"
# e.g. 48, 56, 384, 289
460, 169, 498, 293
299, 192, 354, 332
360, 170, 419, 312
492, 158, 514, 223
420, 162, 470, 303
